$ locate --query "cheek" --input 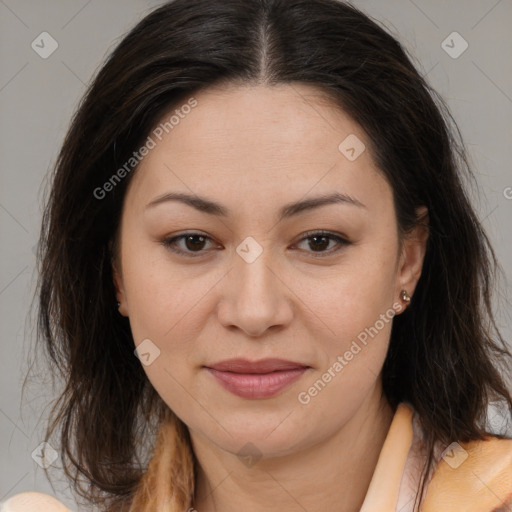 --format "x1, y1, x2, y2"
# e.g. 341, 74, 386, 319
121, 237, 212, 341
298, 244, 397, 340
296, 275, 396, 424
296, 243, 398, 396
120, 247, 216, 413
